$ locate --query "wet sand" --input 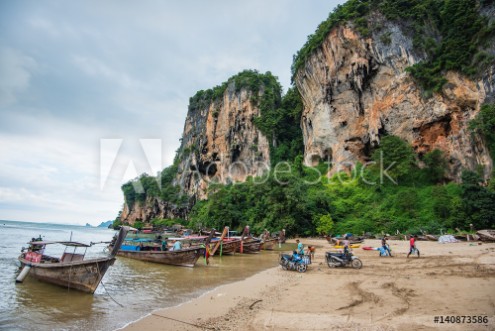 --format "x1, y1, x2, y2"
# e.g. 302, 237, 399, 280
121, 239, 495, 331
